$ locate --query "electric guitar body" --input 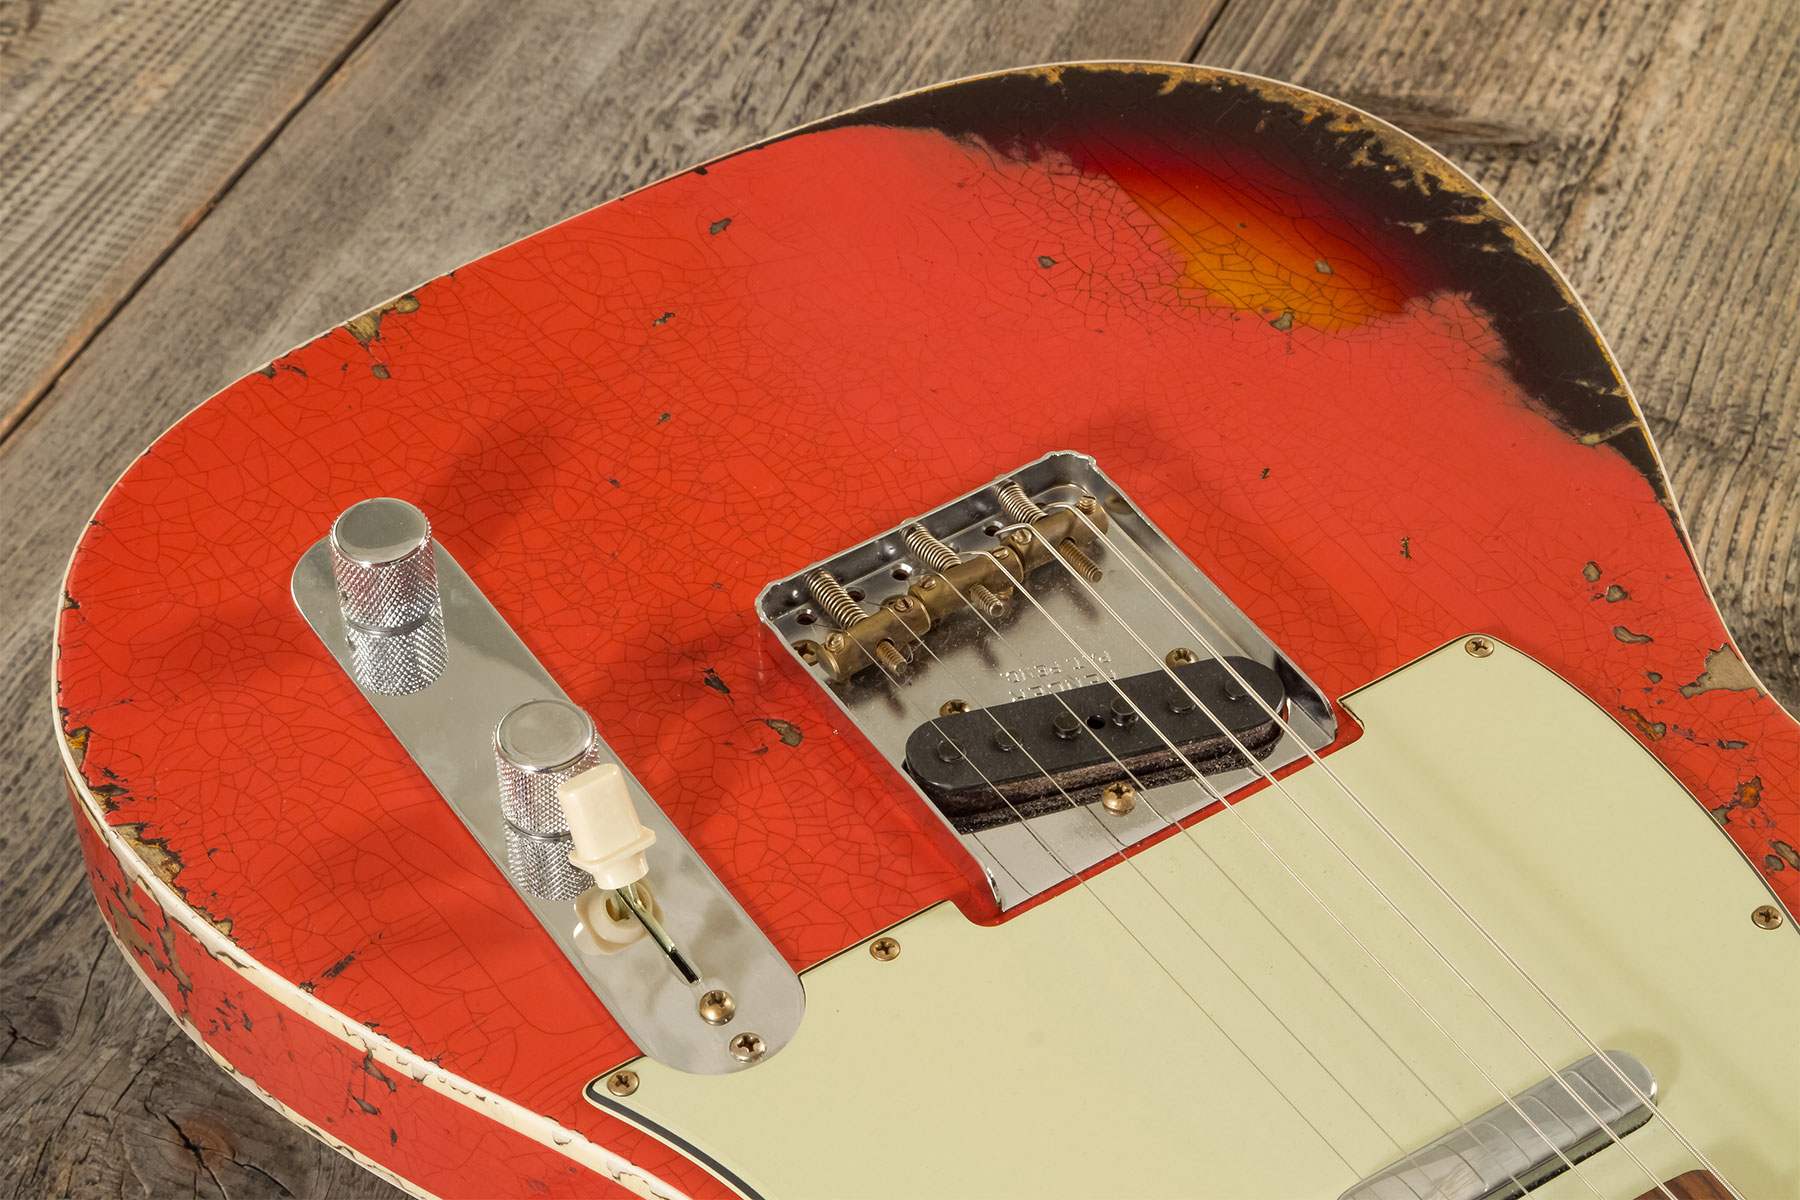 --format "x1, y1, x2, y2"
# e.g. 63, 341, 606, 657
55, 64, 1800, 1200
